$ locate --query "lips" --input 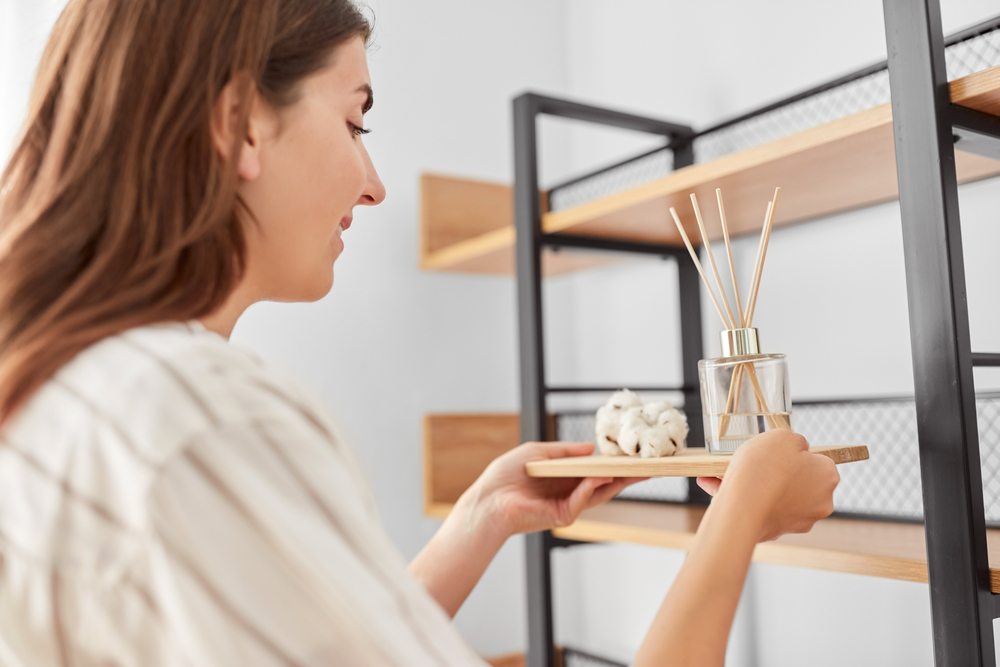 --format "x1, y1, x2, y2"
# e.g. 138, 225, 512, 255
340, 216, 353, 231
